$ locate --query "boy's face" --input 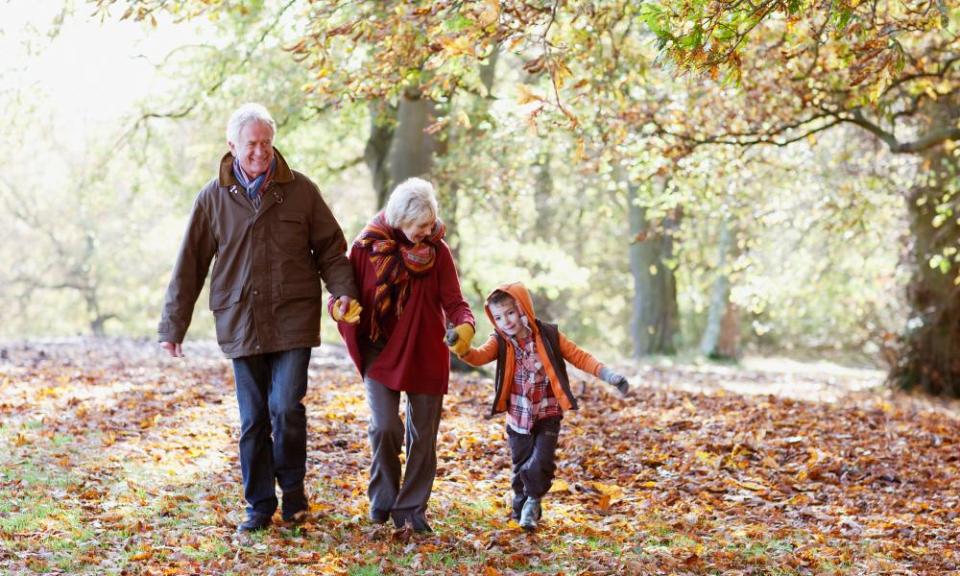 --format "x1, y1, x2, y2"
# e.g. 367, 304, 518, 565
489, 298, 530, 338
